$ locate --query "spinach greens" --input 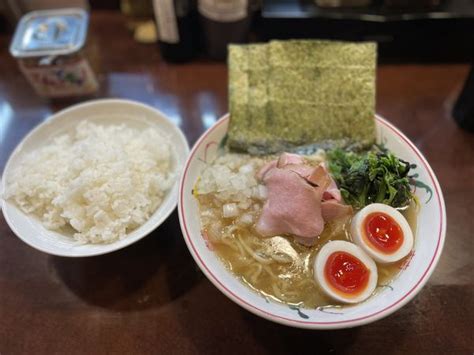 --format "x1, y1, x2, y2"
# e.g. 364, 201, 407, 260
327, 147, 415, 209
